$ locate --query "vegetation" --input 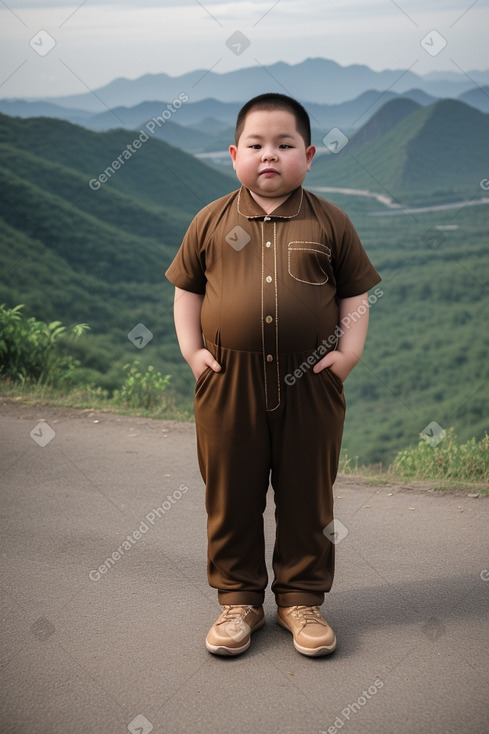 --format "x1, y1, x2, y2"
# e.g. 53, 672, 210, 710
0, 113, 233, 212
309, 99, 489, 205
0, 303, 88, 386
392, 428, 489, 483
0, 305, 177, 416
0, 109, 488, 473
339, 198, 489, 466
113, 362, 171, 411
